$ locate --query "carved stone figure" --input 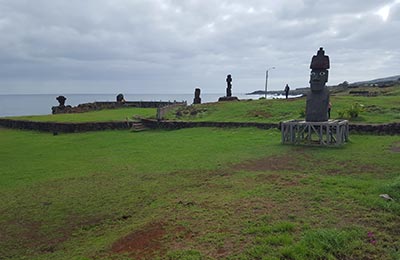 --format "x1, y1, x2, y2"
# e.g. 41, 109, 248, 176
56, 96, 66, 107
218, 74, 238, 101
226, 74, 232, 97
193, 88, 201, 104
306, 47, 330, 122
116, 93, 125, 103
